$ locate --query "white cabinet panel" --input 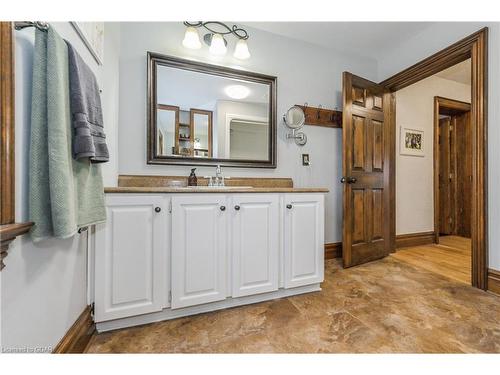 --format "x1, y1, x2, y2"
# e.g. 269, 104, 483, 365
95, 195, 167, 322
231, 195, 279, 297
171, 195, 227, 309
284, 194, 324, 288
